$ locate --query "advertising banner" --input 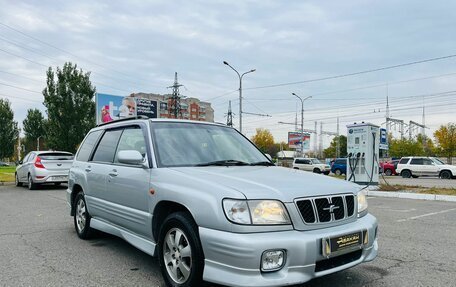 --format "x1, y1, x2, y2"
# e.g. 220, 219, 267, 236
288, 132, 311, 150
96, 93, 136, 124
136, 98, 158, 119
